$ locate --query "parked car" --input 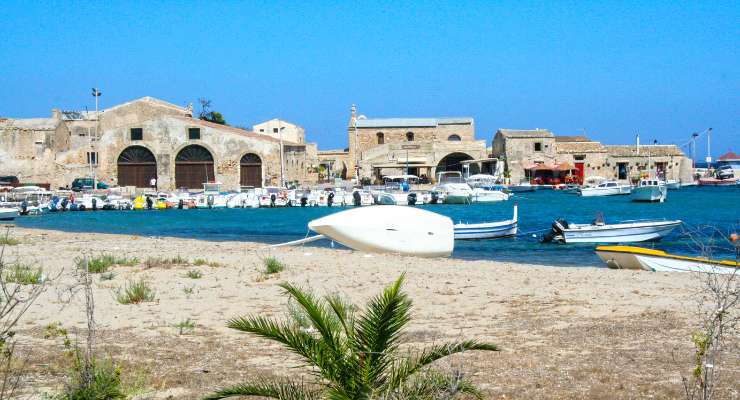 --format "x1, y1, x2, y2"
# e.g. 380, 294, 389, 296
0, 176, 19, 187
71, 178, 109, 191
